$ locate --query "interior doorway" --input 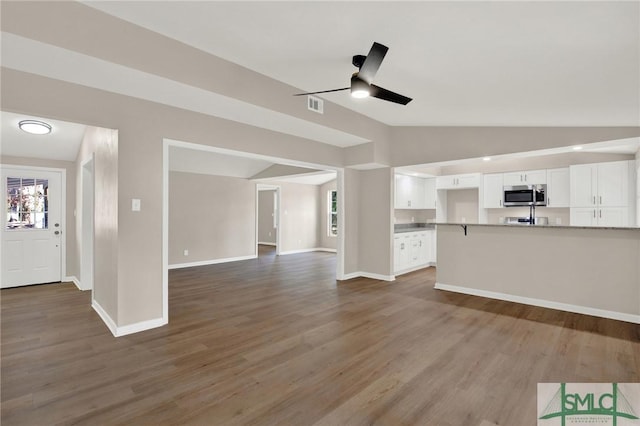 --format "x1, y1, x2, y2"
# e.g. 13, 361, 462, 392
256, 185, 280, 257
